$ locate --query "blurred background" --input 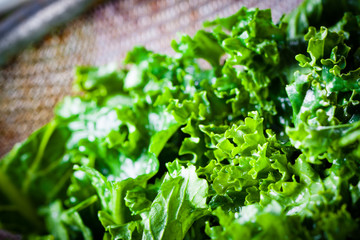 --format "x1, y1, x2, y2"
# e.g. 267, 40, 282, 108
0, 0, 302, 157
